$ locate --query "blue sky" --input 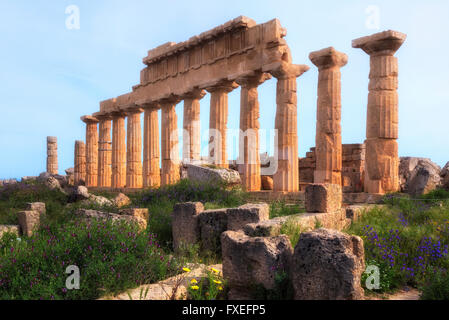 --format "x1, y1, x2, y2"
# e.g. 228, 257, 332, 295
1, 0, 448, 179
